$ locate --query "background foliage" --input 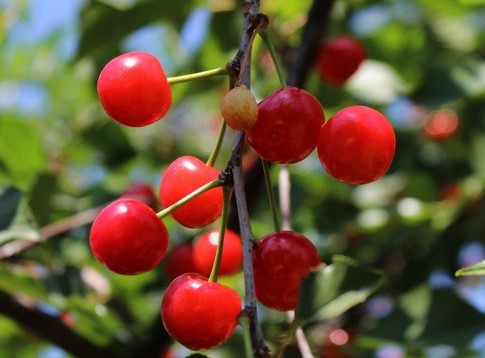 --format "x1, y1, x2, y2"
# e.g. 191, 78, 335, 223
1, 0, 485, 357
